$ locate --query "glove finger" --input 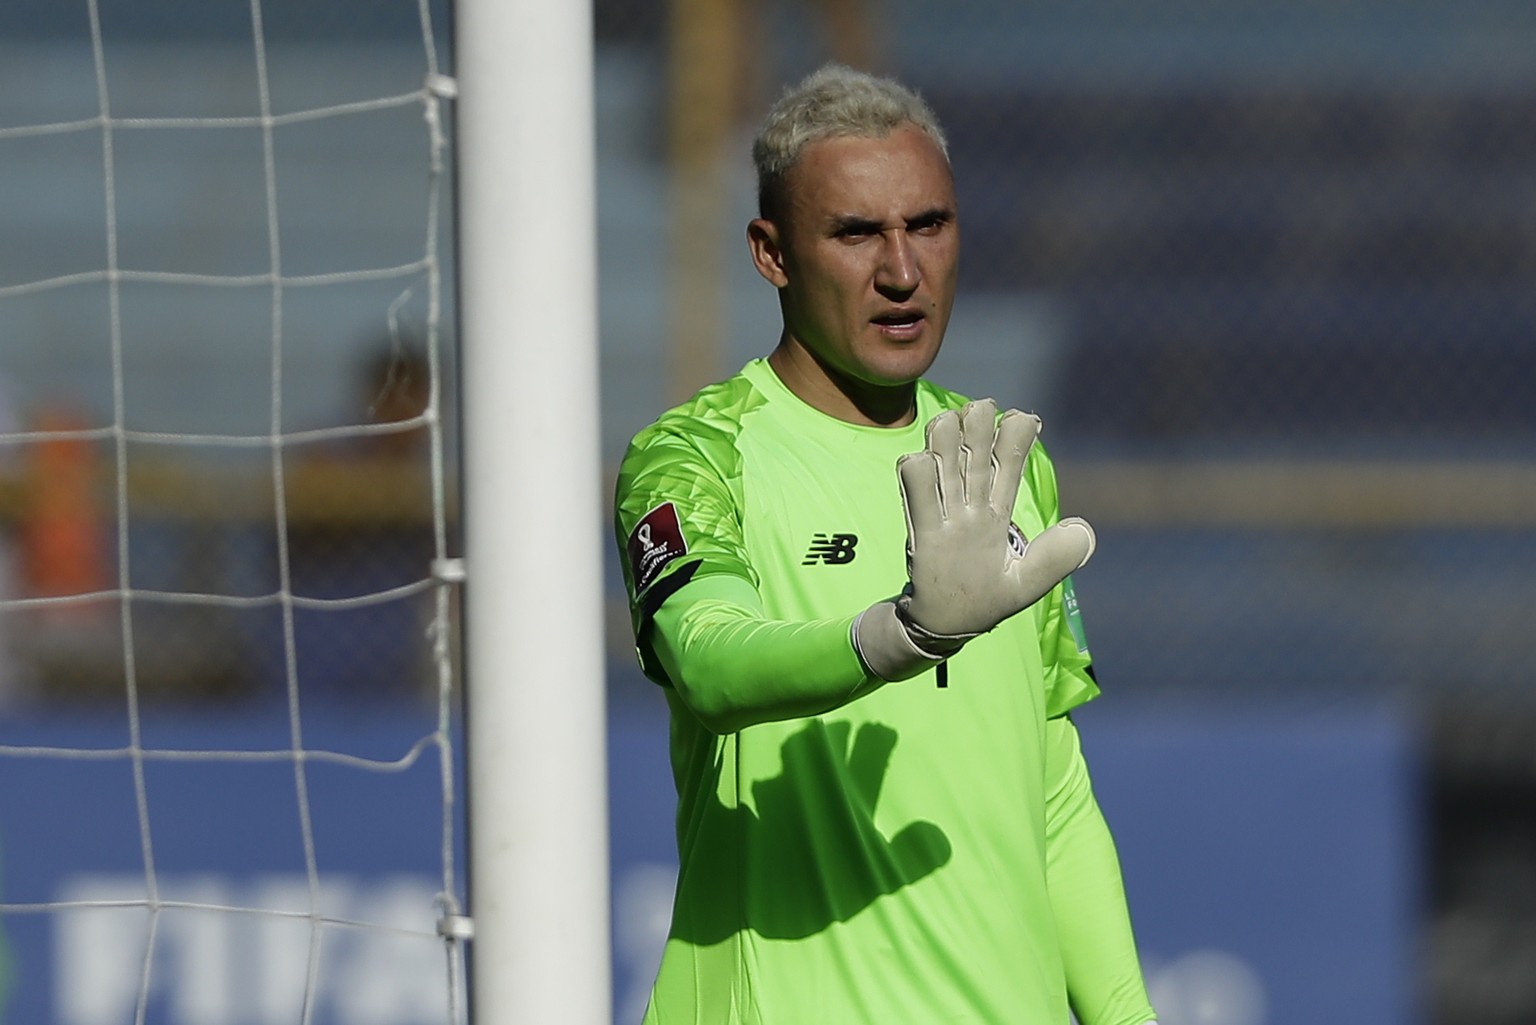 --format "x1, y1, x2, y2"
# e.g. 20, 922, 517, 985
958, 399, 998, 507
923, 409, 963, 511
1005, 518, 1096, 610
897, 451, 945, 534
1057, 516, 1097, 567
989, 410, 1040, 518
